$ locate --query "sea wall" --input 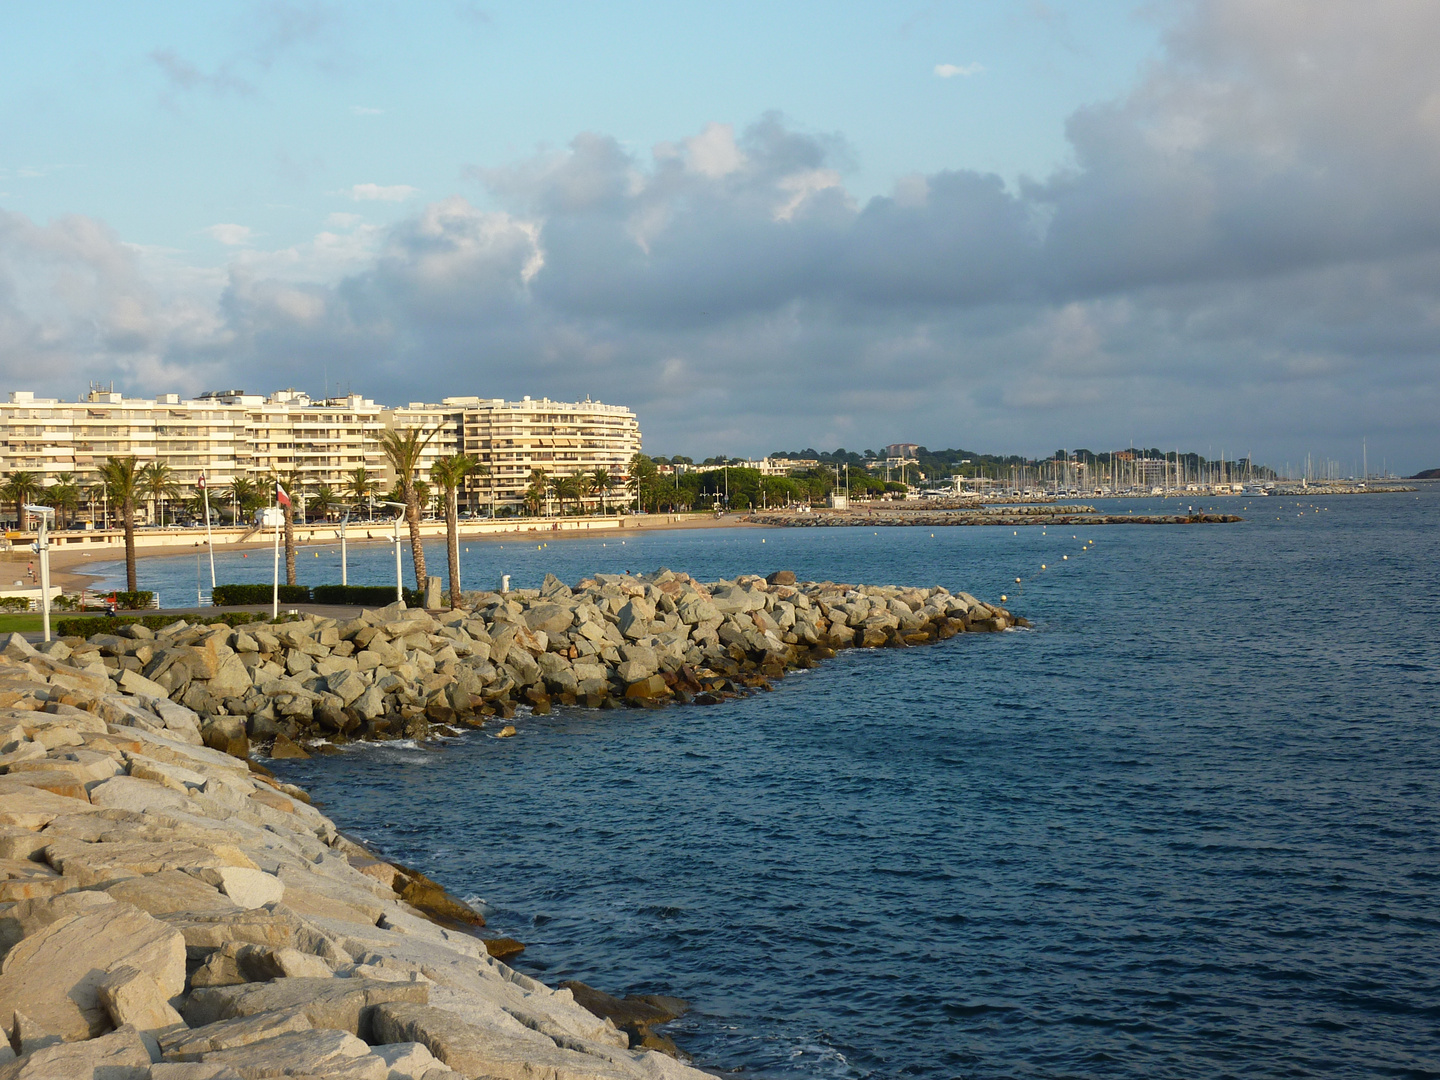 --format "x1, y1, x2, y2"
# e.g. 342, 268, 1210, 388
0, 645, 712, 1079
747, 509, 1242, 527
21, 570, 1022, 753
